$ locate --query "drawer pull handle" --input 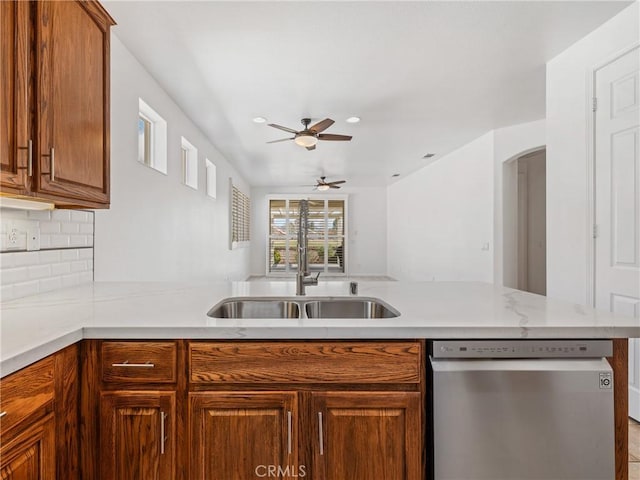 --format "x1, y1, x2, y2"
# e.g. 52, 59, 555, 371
18, 140, 33, 176
111, 361, 155, 368
160, 411, 167, 455
287, 411, 292, 455
0, 411, 7, 418
318, 412, 324, 455
50, 147, 55, 181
